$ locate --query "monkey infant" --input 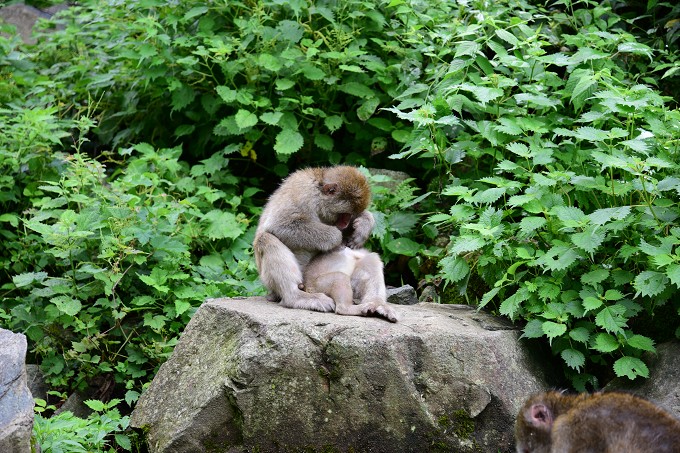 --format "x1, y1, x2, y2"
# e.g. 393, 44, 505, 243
515, 391, 680, 453
303, 245, 399, 322
253, 166, 377, 314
